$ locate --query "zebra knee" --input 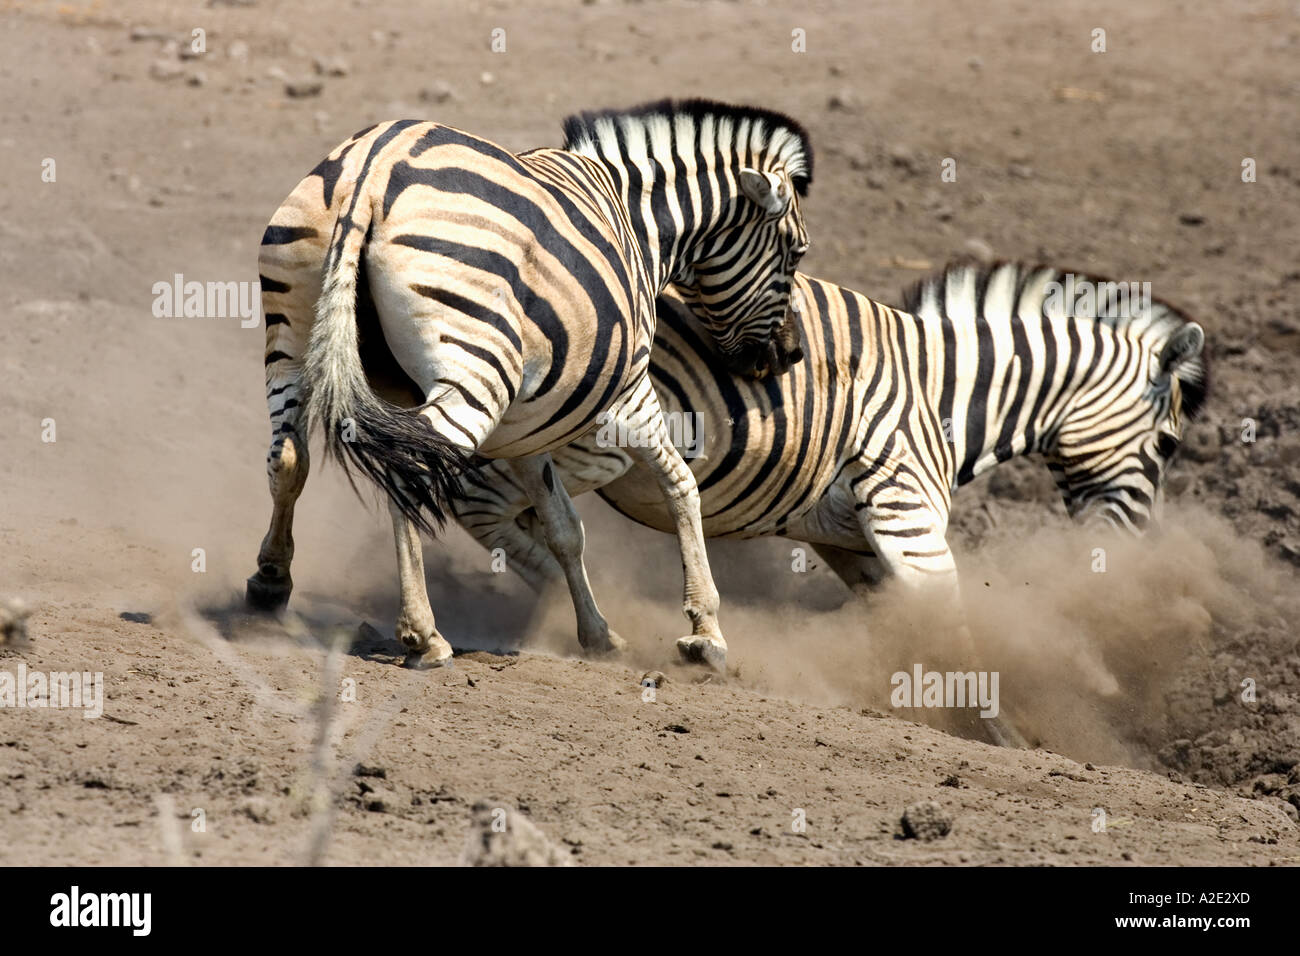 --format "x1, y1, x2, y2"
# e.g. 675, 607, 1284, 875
541, 513, 586, 567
